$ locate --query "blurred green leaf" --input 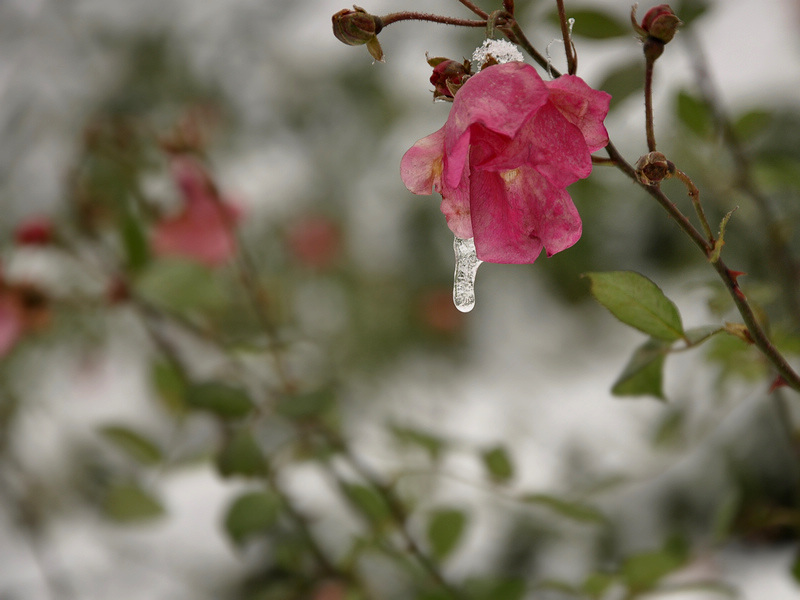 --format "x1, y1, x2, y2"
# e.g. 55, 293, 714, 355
216, 428, 267, 478
792, 548, 800, 583
120, 204, 150, 272
343, 484, 391, 526
612, 339, 669, 400
549, 9, 629, 39
621, 542, 688, 593
652, 408, 684, 447
186, 381, 253, 419
734, 109, 772, 141
99, 425, 162, 465
582, 572, 615, 599
135, 258, 227, 312
427, 508, 467, 561
519, 494, 606, 524
676, 90, 714, 137
712, 491, 741, 543
224, 490, 281, 545
481, 445, 514, 483
103, 482, 164, 523
598, 60, 644, 110
466, 578, 526, 600
390, 425, 445, 462
585, 271, 684, 341
152, 360, 188, 415
684, 325, 724, 346
276, 388, 335, 421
